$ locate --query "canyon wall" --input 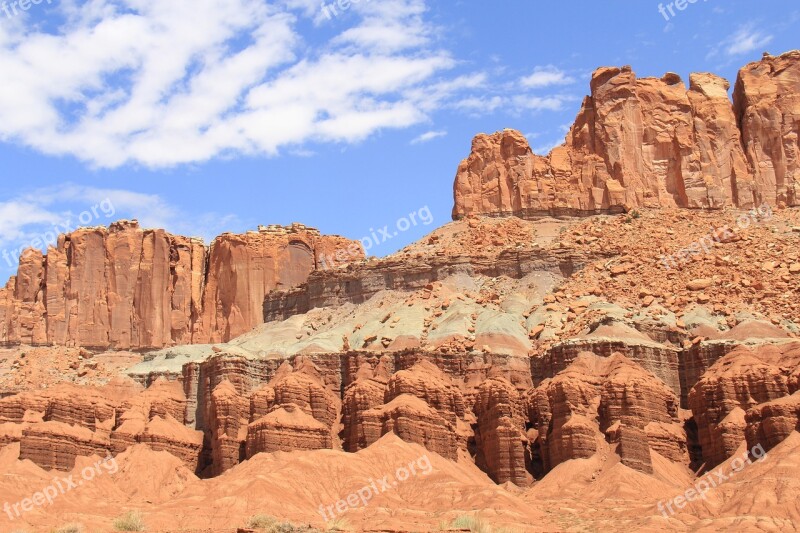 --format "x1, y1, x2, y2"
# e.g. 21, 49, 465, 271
0, 221, 362, 350
453, 50, 800, 218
